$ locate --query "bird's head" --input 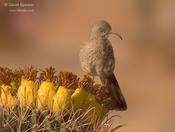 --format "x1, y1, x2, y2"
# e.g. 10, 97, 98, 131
90, 20, 122, 40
